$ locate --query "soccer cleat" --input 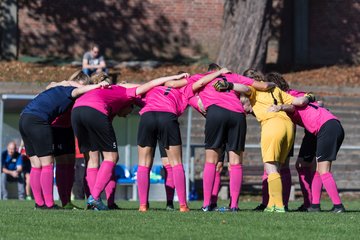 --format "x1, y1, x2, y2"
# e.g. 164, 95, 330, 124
264, 206, 275, 213
44, 204, 63, 210
34, 203, 45, 210
179, 205, 190, 212
253, 204, 267, 211
295, 204, 309, 212
209, 203, 218, 210
63, 202, 83, 210
108, 203, 121, 210
230, 207, 240, 212
274, 206, 286, 213
166, 204, 175, 211
217, 206, 230, 212
201, 205, 213, 212
307, 204, 321, 212
331, 204, 346, 213
87, 195, 108, 211
26, 196, 33, 201
138, 204, 148, 212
